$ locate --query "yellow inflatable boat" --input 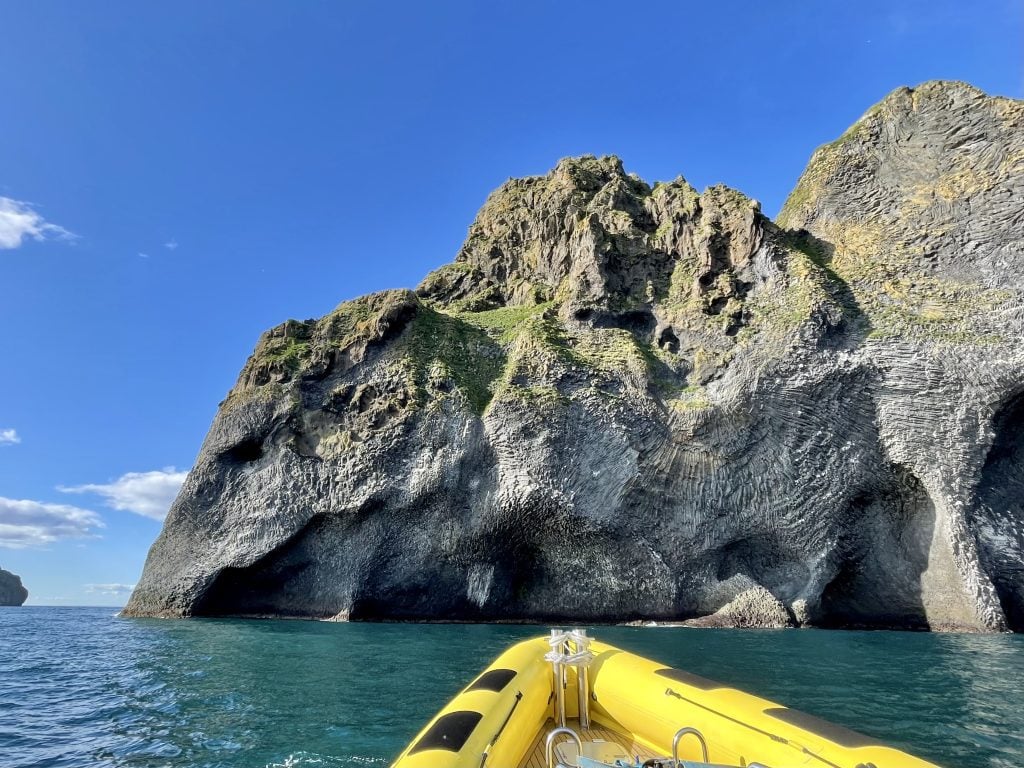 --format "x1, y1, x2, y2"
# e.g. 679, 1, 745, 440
392, 631, 937, 768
